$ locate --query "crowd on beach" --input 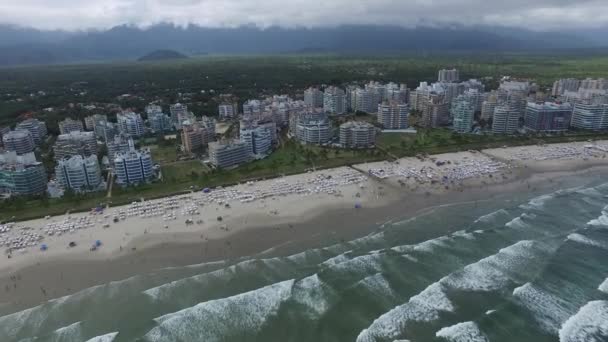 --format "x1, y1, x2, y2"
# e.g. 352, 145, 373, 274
3, 141, 608, 258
